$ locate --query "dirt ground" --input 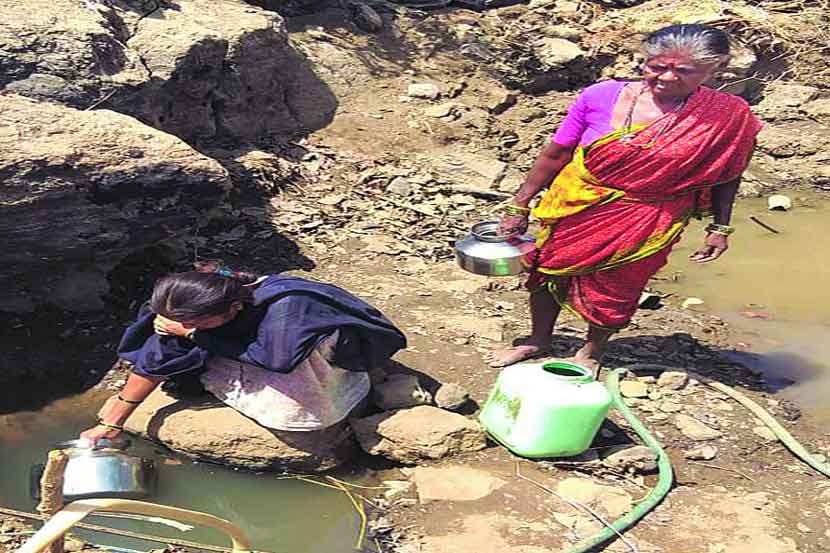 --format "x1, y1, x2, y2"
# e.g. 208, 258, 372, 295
4, 2, 830, 553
